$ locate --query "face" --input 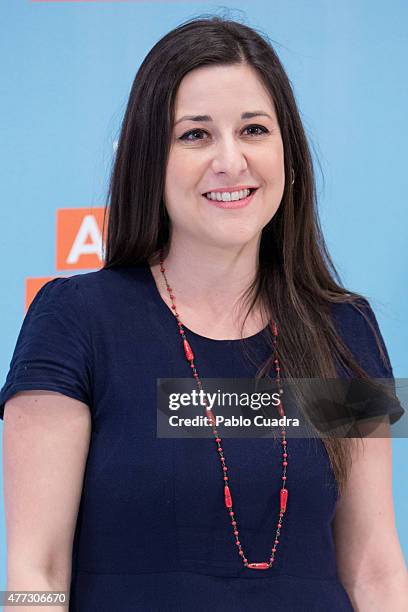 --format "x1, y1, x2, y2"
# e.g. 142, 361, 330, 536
164, 63, 286, 251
